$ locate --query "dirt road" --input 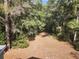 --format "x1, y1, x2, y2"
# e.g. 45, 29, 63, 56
4, 33, 76, 59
